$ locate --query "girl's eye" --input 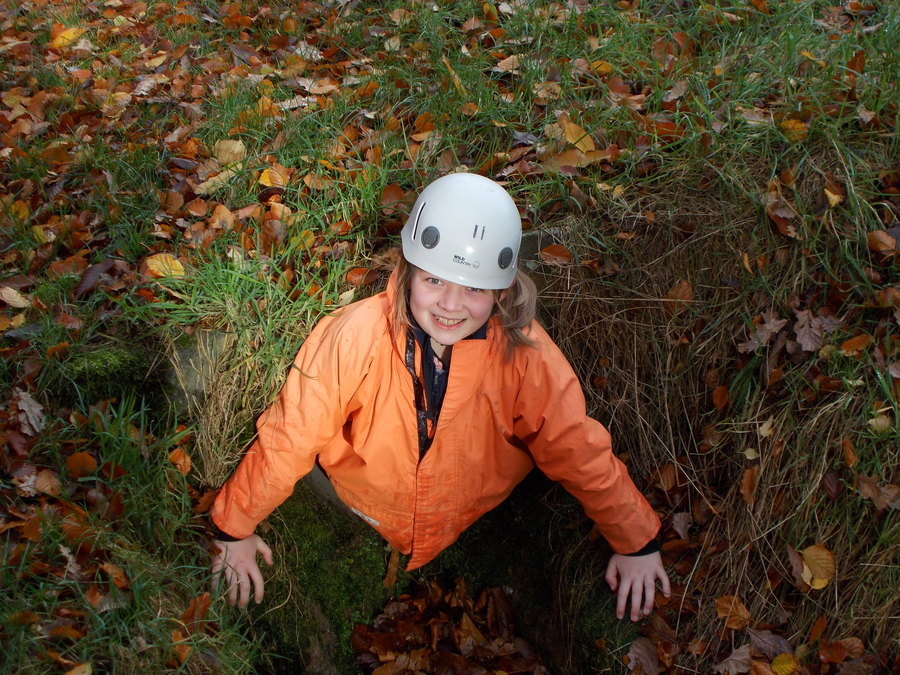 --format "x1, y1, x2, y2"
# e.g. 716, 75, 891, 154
467, 287, 484, 293
426, 277, 442, 285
